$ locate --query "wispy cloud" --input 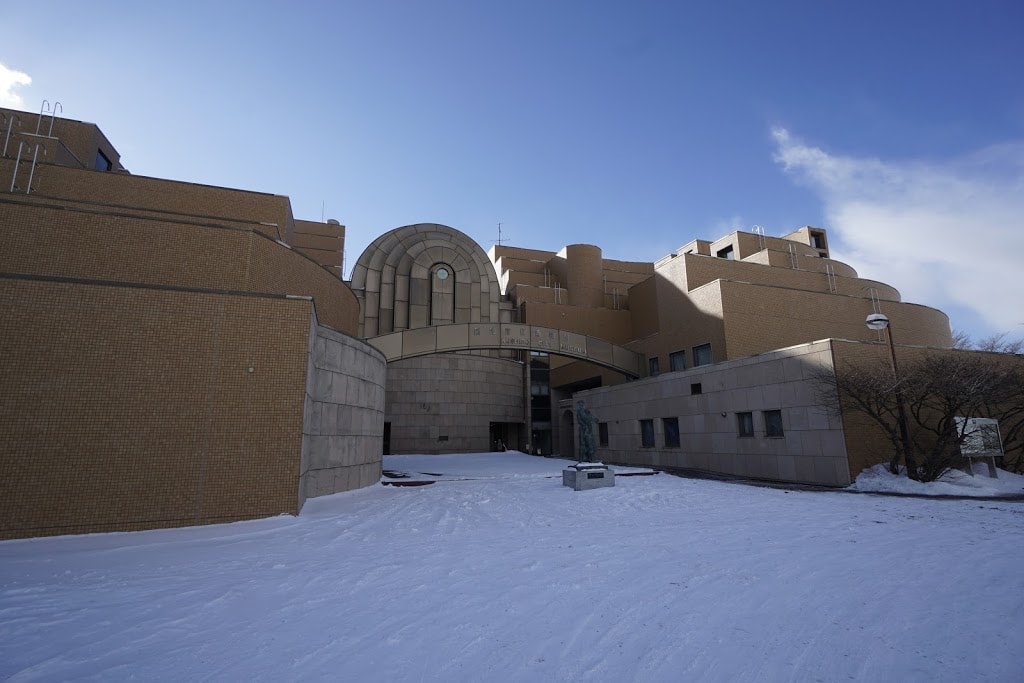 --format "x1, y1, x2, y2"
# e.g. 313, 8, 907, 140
772, 128, 1024, 337
709, 215, 747, 236
0, 63, 32, 108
